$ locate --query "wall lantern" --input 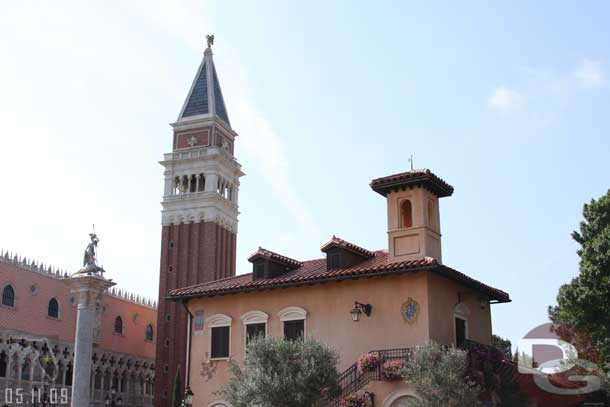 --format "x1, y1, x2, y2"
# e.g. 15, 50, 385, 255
350, 302, 373, 321
479, 298, 487, 310
181, 386, 194, 407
